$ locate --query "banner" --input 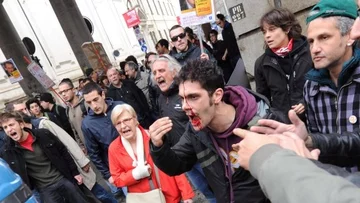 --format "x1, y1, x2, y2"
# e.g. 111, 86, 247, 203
123, 9, 141, 28
178, 0, 215, 27
1, 58, 23, 84
27, 61, 55, 89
